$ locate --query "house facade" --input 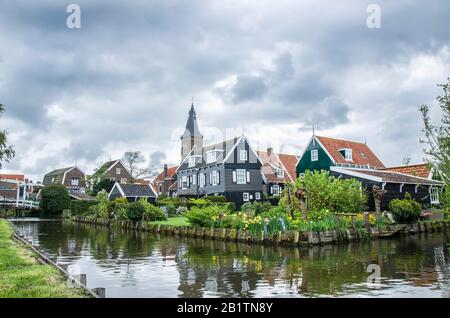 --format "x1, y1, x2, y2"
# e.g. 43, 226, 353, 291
176, 104, 263, 207
43, 166, 87, 195
296, 135, 444, 210
98, 160, 133, 184
257, 148, 298, 197
153, 164, 178, 196
108, 182, 157, 203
